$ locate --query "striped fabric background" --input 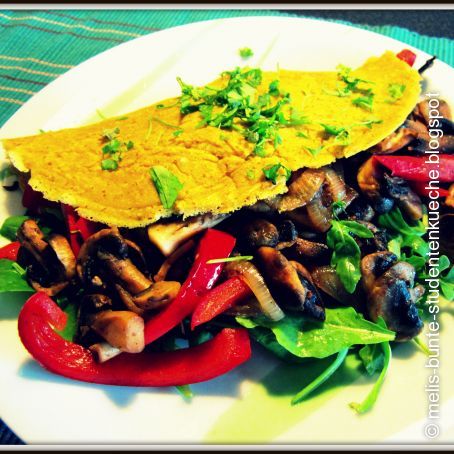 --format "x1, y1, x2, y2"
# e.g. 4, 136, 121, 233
0, 8, 453, 446
1, 9, 454, 128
